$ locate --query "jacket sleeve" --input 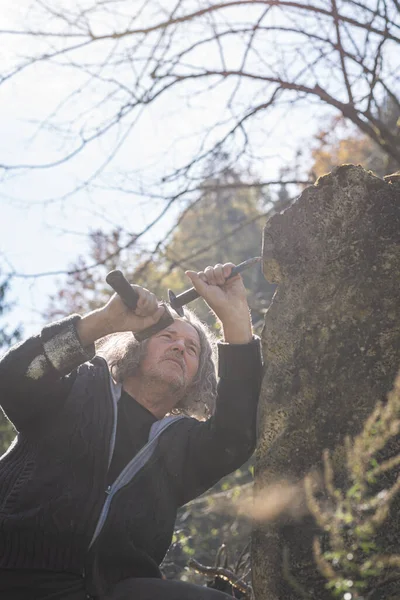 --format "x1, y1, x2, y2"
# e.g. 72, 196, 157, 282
0, 315, 95, 432
180, 337, 263, 505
